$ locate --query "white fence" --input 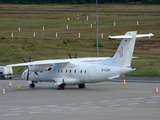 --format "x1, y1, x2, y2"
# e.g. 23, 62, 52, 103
0, 20, 159, 38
